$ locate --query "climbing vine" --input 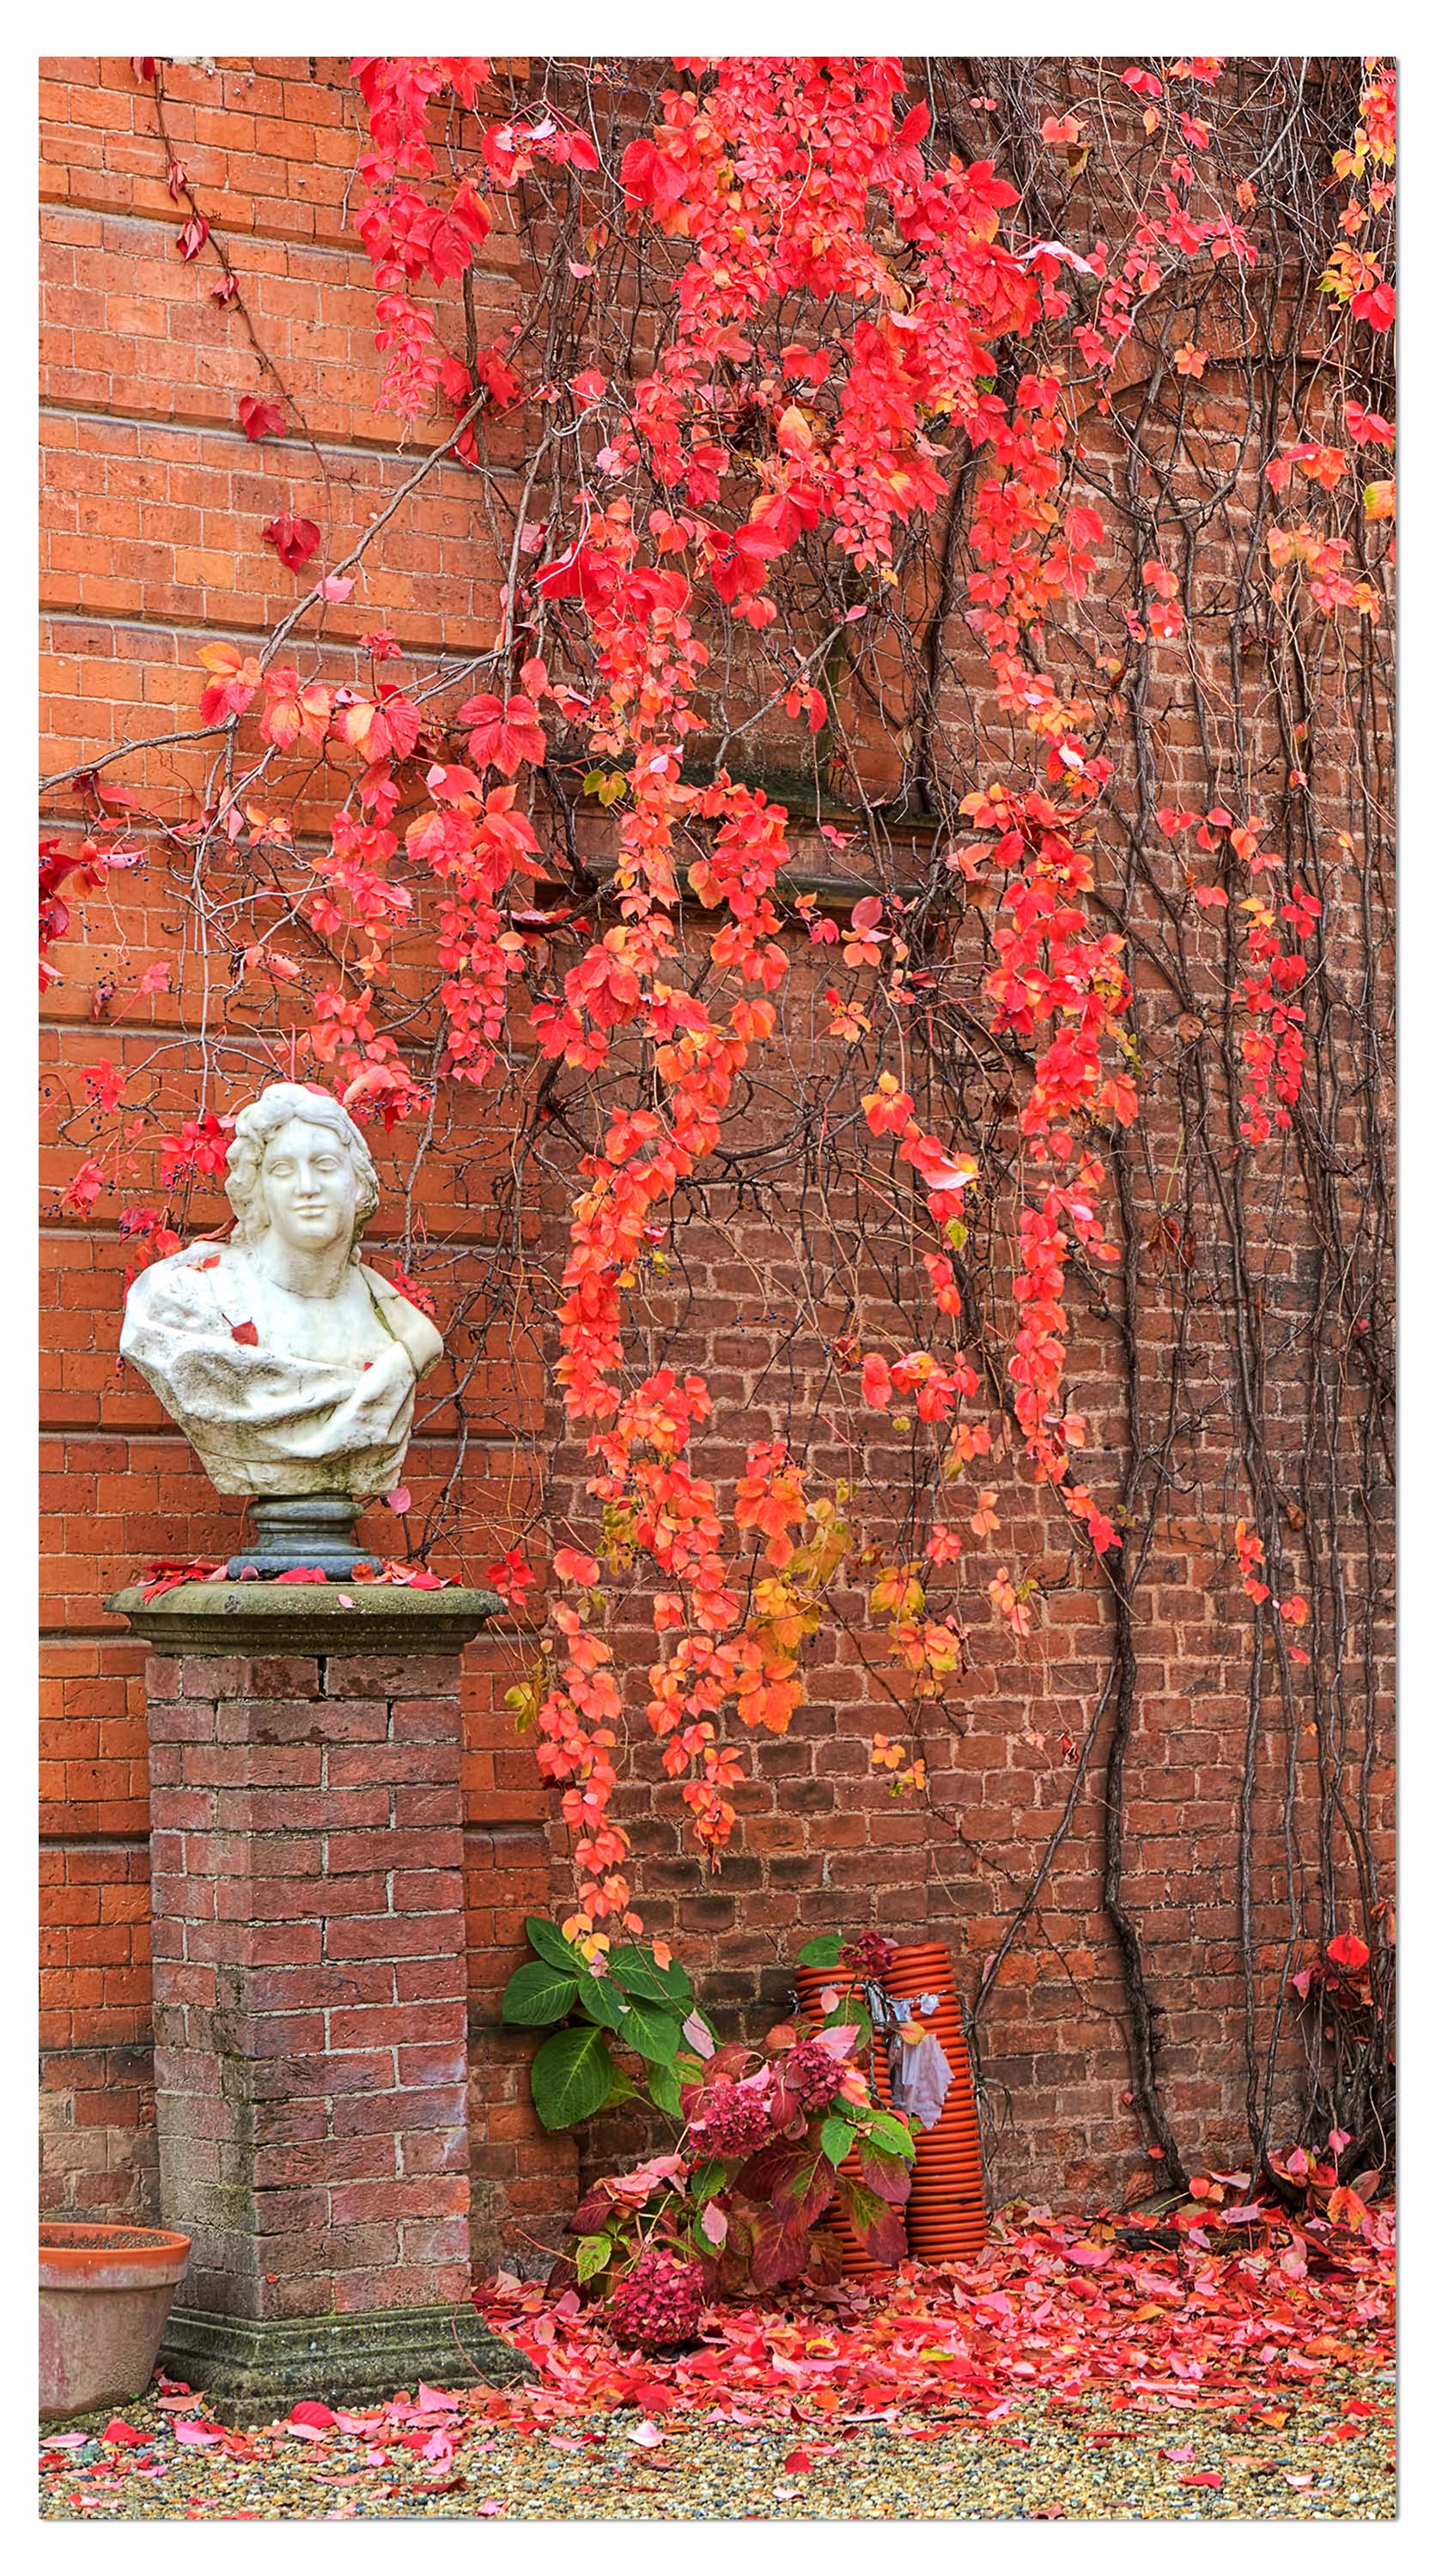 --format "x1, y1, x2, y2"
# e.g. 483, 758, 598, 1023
41, 55, 1394, 2189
